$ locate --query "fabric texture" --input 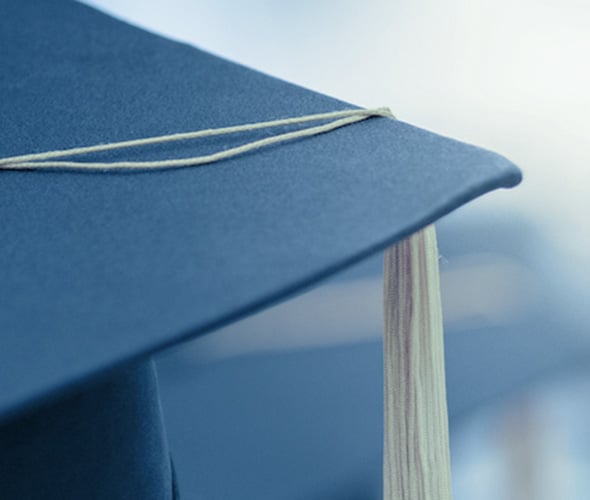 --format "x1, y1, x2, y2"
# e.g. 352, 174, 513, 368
158, 343, 384, 500
0, 360, 173, 500
0, 0, 520, 422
